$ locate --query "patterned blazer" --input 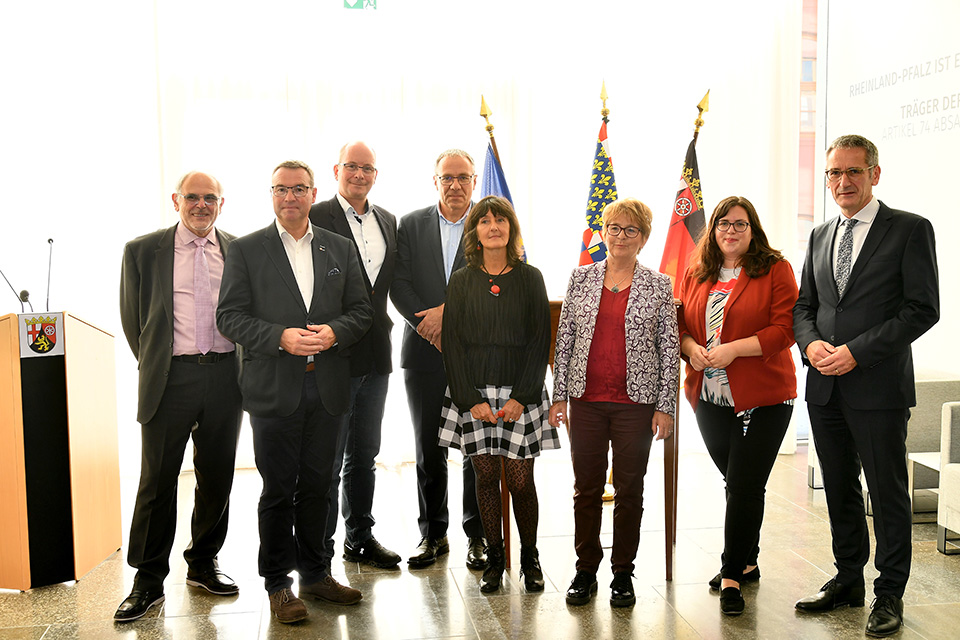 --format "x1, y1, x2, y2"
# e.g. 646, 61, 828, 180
552, 259, 680, 415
